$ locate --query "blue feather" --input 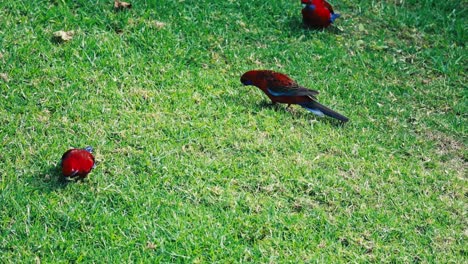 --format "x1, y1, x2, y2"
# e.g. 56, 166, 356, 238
299, 104, 325, 117
84, 146, 93, 153
267, 88, 294, 97
304, 4, 316, 11
305, 108, 325, 117
330, 13, 341, 23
